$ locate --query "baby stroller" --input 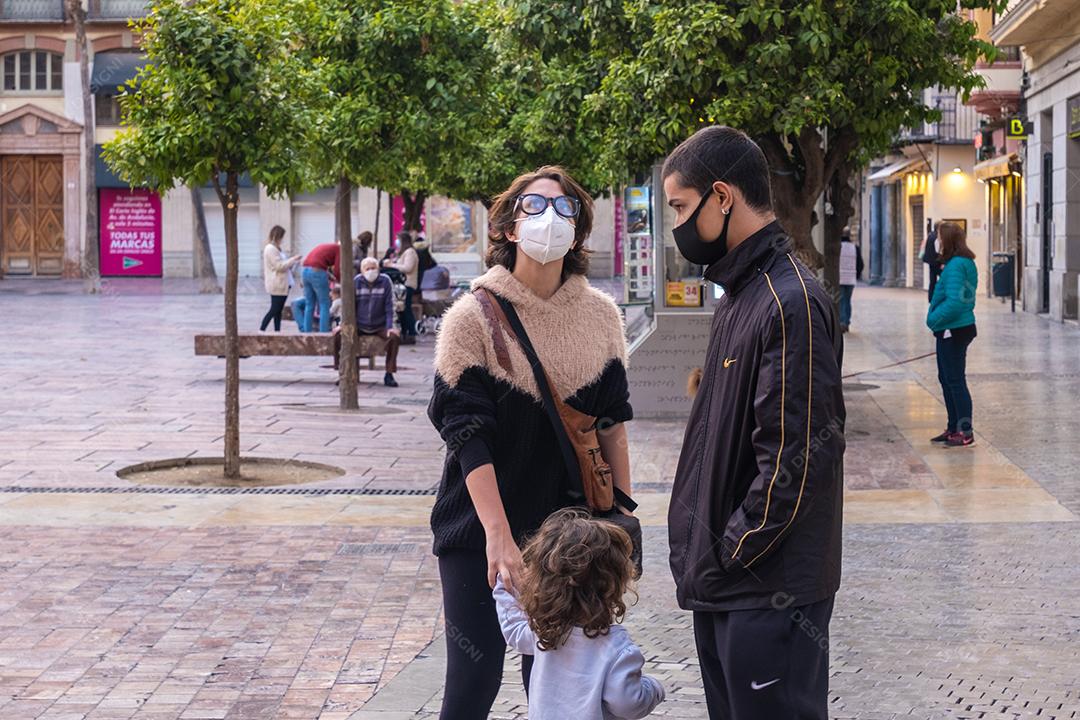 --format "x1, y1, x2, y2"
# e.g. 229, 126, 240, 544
417, 265, 459, 335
